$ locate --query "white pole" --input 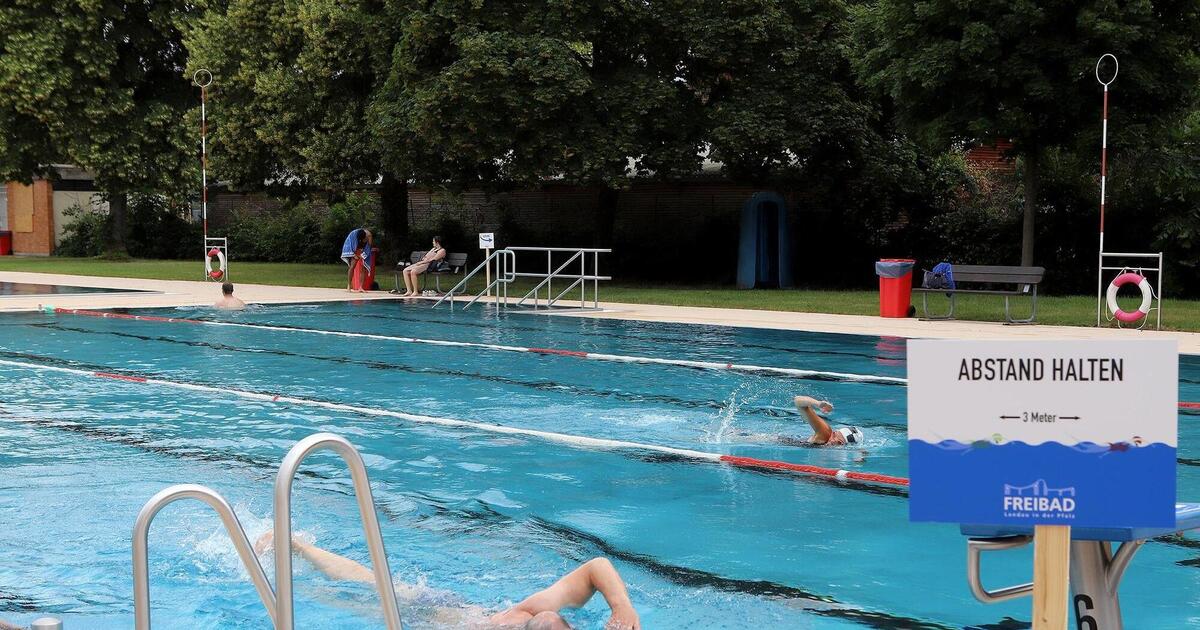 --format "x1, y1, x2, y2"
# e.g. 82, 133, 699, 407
1095, 55, 1117, 327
